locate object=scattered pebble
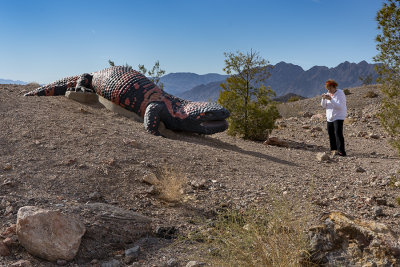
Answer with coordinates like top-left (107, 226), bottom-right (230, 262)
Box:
top-left (56, 259), bottom-right (68, 266)
top-left (165, 258), bottom-right (179, 267)
top-left (10, 260), bottom-right (32, 267)
top-left (0, 241), bottom-right (10, 256)
top-left (356, 167), bottom-right (366, 173)
top-left (89, 191), bottom-right (103, 201)
top-left (3, 163), bottom-right (12, 171)
top-left (124, 245), bottom-right (140, 263)
top-left (101, 259), bottom-right (121, 267)
top-left (373, 206), bottom-right (383, 217)
top-left (316, 152), bottom-right (330, 162)
top-left (186, 261), bottom-right (206, 267)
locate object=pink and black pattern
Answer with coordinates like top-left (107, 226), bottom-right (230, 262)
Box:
top-left (24, 66), bottom-right (229, 136)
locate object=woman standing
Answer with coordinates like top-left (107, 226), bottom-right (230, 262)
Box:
top-left (321, 79), bottom-right (347, 156)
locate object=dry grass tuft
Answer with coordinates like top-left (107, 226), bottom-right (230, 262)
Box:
top-left (153, 165), bottom-right (188, 203)
top-left (277, 101), bottom-right (304, 118)
top-left (201, 194), bottom-right (313, 266)
top-left (364, 90), bottom-right (379, 98)
top-left (343, 88), bottom-right (351, 95)
top-left (25, 82), bottom-right (41, 88)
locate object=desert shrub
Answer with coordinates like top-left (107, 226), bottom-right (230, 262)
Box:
top-left (343, 88), bottom-right (351, 95)
top-left (374, 0), bottom-right (400, 155)
top-left (288, 95), bottom-right (302, 102)
top-left (218, 50), bottom-right (279, 140)
top-left (202, 195), bottom-right (312, 266)
top-left (359, 74), bottom-right (374, 86)
top-left (25, 82), bottom-right (41, 88)
top-left (364, 91), bottom-right (379, 98)
top-left (153, 165), bottom-right (188, 202)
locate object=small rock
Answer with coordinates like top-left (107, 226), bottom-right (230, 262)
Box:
top-left (89, 191), bottom-right (102, 201)
top-left (1, 224), bottom-right (16, 236)
top-left (316, 152), bottom-right (330, 162)
top-left (375, 198), bottom-right (387, 206)
top-left (186, 261), bottom-right (206, 267)
top-left (264, 137), bottom-right (289, 147)
top-left (56, 259), bottom-right (68, 266)
top-left (125, 245), bottom-right (140, 257)
top-left (365, 197), bottom-right (373, 205)
top-left (191, 179), bottom-right (207, 189)
top-left (373, 206), bottom-right (383, 217)
top-left (124, 245), bottom-right (140, 263)
top-left (165, 258), bottom-right (179, 267)
top-left (0, 241), bottom-right (10, 256)
top-left (101, 259), bottom-right (121, 267)
top-left (357, 131), bottom-right (368, 137)
top-left (5, 205), bottom-right (14, 215)
top-left (10, 260), bottom-right (32, 267)
top-left (155, 226), bottom-right (178, 239)
top-left (302, 111), bottom-right (314, 118)
top-left (311, 126), bottom-right (322, 132)
top-left (142, 173), bottom-right (160, 185)
top-left (123, 139), bottom-right (141, 149)
top-left (394, 181), bottom-right (400, 187)
top-left (3, 236), bottom-right (17, 246)
top-left (310, 113), bottom-right (324, 121)
top-left (355, 167), bottom-right (366, 173)
top-left (362, 262), bottom-right (377, 267)
top-left (369, 134), bottom-right (380, 139)
top-left (2, 178), bottom-right (14, 186)
top-left (3, 163), bottom-right (12, 171)
top-left (146, 185), bottom-right (158, 195)
top-left (302, 125), bottom-right (311, 129)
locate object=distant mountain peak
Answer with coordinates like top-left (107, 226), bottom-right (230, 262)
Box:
top-left (0, 78), bottom-right (27, 85)
top-left (172, 60), bottom-right (379, 102)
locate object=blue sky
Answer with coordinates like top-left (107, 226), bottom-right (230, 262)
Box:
top-left (0, 0), bottom-right (382, 84)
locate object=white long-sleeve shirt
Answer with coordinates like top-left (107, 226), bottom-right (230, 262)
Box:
top-left (321, 89), bottom-right (347, 122)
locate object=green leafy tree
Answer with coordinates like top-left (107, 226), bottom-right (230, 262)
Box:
top-left (108, 59), bottom-right (165, 89)
top-left (218, 50), bottom-right (279, 140)
top-left (374, 0), bottom-right (400, 155)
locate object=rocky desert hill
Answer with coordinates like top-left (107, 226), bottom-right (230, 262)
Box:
top-left (0, 83), bottom-right (399, 266)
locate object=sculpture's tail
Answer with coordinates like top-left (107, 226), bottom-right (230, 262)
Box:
top-left (24, 75), bottom-right (80, 96)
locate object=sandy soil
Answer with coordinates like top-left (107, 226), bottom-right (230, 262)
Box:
top-left (0, 83), bottom-right (399, 266)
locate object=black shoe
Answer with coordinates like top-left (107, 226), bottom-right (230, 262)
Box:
top-left (338, 152), bottom-right (346, 157)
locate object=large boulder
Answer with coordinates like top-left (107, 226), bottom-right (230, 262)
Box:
top-left (16, 206), bottom-right (86, 262)
top-left (307, 211), bottom-right (400, 266)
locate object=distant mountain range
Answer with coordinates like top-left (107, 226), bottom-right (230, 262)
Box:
top-left (160, 72), bottom-right (229, 95)
top-left (1, 61), bottom-right (378, 102)
top-left (0, 78), bottom-right (27, 85)
top-left (161, 61), bottom-right (379, 101)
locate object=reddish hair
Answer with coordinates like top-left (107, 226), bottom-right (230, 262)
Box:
top-left (325, 79), bottom-right (338, 88)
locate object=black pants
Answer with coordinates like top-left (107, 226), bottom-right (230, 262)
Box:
top-left (327, 120), bottom-right (346, 155)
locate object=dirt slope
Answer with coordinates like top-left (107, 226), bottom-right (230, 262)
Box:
top-left (0, 84), bottom-right (399, 266)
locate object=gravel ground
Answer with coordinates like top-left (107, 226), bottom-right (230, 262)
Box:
top-left (0, 83), bottom-right (399, 266)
